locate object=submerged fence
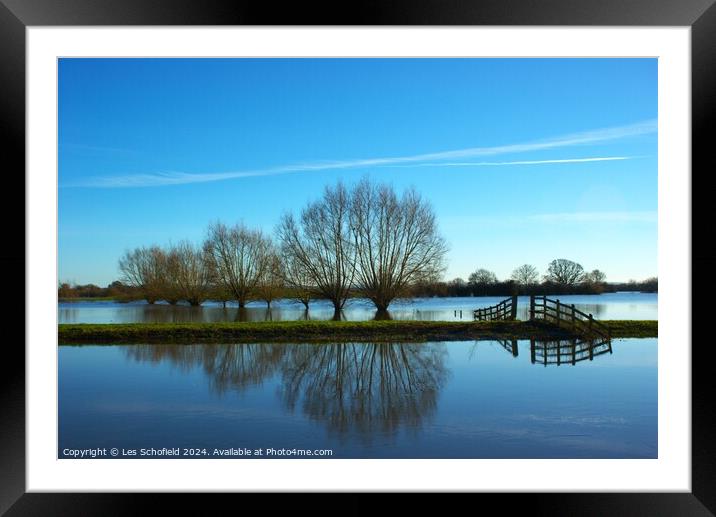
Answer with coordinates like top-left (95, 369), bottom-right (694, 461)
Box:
top-left (471, 295), bottom-right (611, 341)
top-left (473, 296), bottom-right (518, 321)
top-left (529, 295), bottom-right (610, 340)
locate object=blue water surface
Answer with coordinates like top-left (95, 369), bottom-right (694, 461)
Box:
top-left (58, 338), bottom-right (657, 459)
top-left (58, 292), bottom-right (657, 323)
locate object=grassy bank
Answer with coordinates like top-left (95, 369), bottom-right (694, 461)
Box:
top-left (58, 319), bottom-right (657, 344)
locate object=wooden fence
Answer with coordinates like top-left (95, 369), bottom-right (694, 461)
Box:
top-left (529, 295), bottom-right (610, 340)
top-left (473, 296), bottom-right (518, 321)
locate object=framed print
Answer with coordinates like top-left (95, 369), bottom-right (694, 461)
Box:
top-left (3, 0), bottom-right (715, 513)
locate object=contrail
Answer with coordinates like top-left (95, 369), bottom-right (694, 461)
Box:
top-left (67, 119), bottom-right (656, 188)
top-left (383, 156), bottom-right (632, 168)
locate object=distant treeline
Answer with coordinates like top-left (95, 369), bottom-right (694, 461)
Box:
top-left (58, 281), bottom-right (142, 301)
top-left (410, 261), bottom-right (658, 297)
top-left (410, 277), bottom-right (658, 298)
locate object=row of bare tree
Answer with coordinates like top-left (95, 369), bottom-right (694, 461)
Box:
top-left (118, 178), bottom-right (448, 312)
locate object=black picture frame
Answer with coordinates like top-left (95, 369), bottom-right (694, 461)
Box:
top-left (2, 0), bottom-right (714, 514)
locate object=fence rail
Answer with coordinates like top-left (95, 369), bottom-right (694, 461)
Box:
top-left (473, 296), bottom-right (518, 321)
top-left (529, 295), bottom-right (610, 340)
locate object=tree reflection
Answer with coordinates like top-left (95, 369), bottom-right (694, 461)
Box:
top-left (278, 342), bottom-right (448, 436)
top-left (199, 343), bottom-right (285, 393)
top-left (123, 341), bottom-right (449, 436)
top-left (124, 343), bottom-right (286, 394)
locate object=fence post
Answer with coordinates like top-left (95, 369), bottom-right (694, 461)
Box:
top-left (571, 304), bottom-right (576, 332)
top-left (530, 338), bottom-right (536, 364)
top-left (557, 341), bottom-right (561, 366)
top-left (530, 295), bottom-right (535, 321)
top-left (556, 299), bottom-right (561, 327)
top-left (511, 295), bottom-right (518, 319)
top-left (571, 339), bottom-right (577, 365)
top-left (588, 314), bottom-right (593, 336)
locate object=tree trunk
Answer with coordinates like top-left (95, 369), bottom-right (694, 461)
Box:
top-left (373, 309), bottom-right (392, 321)
top-left (372, 296), bottom-right (391, 312)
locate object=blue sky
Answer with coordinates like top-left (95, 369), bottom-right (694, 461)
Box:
top-left (58, 58), bottom-right (657, 286)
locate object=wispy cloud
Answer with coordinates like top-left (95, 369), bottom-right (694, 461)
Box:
top-left (67, 119), bottom-right (656, 188)
top-left (384, 156), bottom-right (632, 168)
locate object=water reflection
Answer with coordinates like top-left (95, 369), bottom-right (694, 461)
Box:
top-left (279, 343), bottom-right (448, 436)
top-left (471, 337), bottom-right (613, 367)
top-left (58, 293), bottom-right (658, 323)
top-left (529, 338), bottom-right (612, 366)
top-left (498, 340), bottom-right (520, 357)
top-left (125, 343), bottom-right (286, 394)
top-left (123, 341), bottom-right (448, 435)
top-left (121, 336), bottom-right (617, 445)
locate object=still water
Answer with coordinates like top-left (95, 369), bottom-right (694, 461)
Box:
top-left (59, 338), bottom-right (657, 459)
top-left (58, 292), bottom-right (657, 323)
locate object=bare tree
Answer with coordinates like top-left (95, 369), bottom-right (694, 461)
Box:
top-left (350, 178), bottom-right (448, 311)
top-left (118, 246), bottom-right (166, 304)
top-left (280, 243), bottom-right (315, 310)
top-left (545, 259), bottom-right (585, 285)
top-left (158, 247), bottom-right (182, 305)
top-left (256, 249), bottom-right (284, 309)
top-left (204, 222), bottom-right (272, 308)
top-left (468, 268), bottom-right (498, 285)
top-left (202, 240), bottom-right (233, 308)
top-left (277, 182), bottom-right (356, 312)
top-left (166, 241), bottom-right (213, 306)
top-left (511, 264), bottom-right (539, 285)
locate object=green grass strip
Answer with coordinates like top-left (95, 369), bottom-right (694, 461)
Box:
top-left (58, 319), bottom-right (657, 344)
